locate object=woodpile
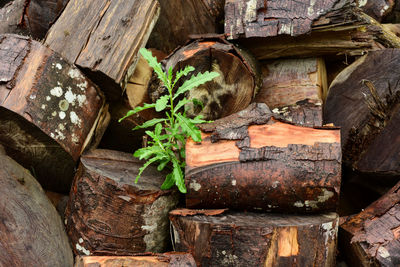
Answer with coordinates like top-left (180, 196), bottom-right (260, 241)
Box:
top-left (0, 0), bottom-right (399, 266)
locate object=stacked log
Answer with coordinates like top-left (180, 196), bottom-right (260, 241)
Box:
top-left (65, 149), bottom-right (179, 256)
top-left (0, 34), bottom-right (107, 193)
top-left (0, 145), bottom-right (73, 266)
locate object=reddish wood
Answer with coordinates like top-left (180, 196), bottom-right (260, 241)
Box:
top-left (185, 103), bottom-right (341, 213)
top-left (0, 34), bottom-right (106, 192)
top-left (159, 36), bottom-right (260, 120)
top-left (254, 58), bottom-right (326, 127)
top-left (324, 49), bottom-right (400, 180)
top-left (45, 0), bottom-right (160, 99)
top-left (0, 146), bottom-right (73, 266)
top-left (65, 149), bottom-right (179, 256)
top-left (170, 209), bottom-right (339, 267)
top-left (75, 253), bottom-right (196, 267)
top-left (340, 181), bottom-right (400, 266)
top-left (147, 0), bottom-right (224, 54)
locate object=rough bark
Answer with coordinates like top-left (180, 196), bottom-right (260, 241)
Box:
top-left (254, 58), bottom-right (326, 127)
top-left (44, 0), bottom-right (160, 100)
top-left (159, 36), bottom-right (260, 120)
top-left (65, 149), bottom-right (179, 256)
top-left (185, 103), bottom-right (341, 213)
top-left (147, 0), bottom-right (225, 54)
top-left (340, 180), bottom-right (400, 266)
top-left (170, 209), bottom-right (339, 267)
top-left (358, 0), bottom-right (394, 21)
top-left (0, 0), bottom-right (28, 35)
top-left (75, 253), bottom-right (196, 267)
top-left (0, 34), bottom-right (106, 193)
top-left (0, 146), bottom-right (73, 267)
top-left (233, 1), bottom-right (400, 60)
top-left (324, 49), bottom-right (400, 181)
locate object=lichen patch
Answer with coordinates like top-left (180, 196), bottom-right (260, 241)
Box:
top-left (70, 111), bottom-right (82, 126)
top-left (50, 86), bottom-right (63, 97)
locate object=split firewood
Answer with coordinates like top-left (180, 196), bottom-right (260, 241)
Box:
top-left (45, 0), bottom-right (160, 100)
top-left (157, 36), bottom-right (260, 120)
top-left (324, 49), bottom-right (400, 183)
top-left (226, 0), bottom-right (400, 60)
top-left (185, 103), bottom-right (341, 213)
top-left (340, 180), bottom-right (400, 266)
top-left (0, 146), bottom-right (73, 267)
top-left (65, 149), bottom-right (179, 256)
top-left (147, 0), bottom-right (224, 54)
top-left (254, 58), bottom-right (327, 127)
top-left (0, 0), bottom-right (69, 39)
top-left (170, 209), bottom-right (339, 267)
top-left (0, 34), bottom-right (107, 193)
top-left (75, 253), bottom-right (196, 267)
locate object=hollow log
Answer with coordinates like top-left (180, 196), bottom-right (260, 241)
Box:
top-left (324, 49), bottom-right (400, 183)
top-left (65, 149), bottom-right (179, 256)
top-left (0, 146), bottom-right (73, 267)
top-left (0, 34), bottom-right (106, 193)
top-left (159, 36), bottom-right (260, 120)
top-left (340, 180), bottom-right (400, 266)
top-left (44, 0), bottom-right (160, 100)
top-left (147, 0), bottom-right (224, 54)
top-left (185, 103), bottom-right (341, 213)
top-left (254, 58), bottom-right (327, 127)
top-left (230, 1), bottom-right (400, 60)
top-left (170, 209), bottom-right (339, 267)
top-left (75, 253), bottom-right (196, 267)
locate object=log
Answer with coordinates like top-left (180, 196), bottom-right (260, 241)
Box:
top-left (254, 58), bottom-right (327, 127)
top-left (147, 0), bottom-right (224, 54)
top-left (170, 209), bottom-right (339, 267)
top-left (0, 0), bottom-right (70, 39)
top-left (75, 253), bottom-right (196, 267)
top-left (358, 0), bottom-right (394, 21)
top-left (230, 1), bottom-right (400, 60)
top-left (65, 149), bottom-right (179, 256)
top-left (159, 36), bottom-right (260, 120)
top-left (324, 49), bottom-right (400, 182)
top-left (185, 103), bottom-right (341, 213)
top-left (340, 180), bottom-right (400, 266)
top-left (0, 34), bottom-right (106, 193)
top-left (44, 0), bottom-right (160, 100)
top-left (0, 146), bottom-right (73, 266)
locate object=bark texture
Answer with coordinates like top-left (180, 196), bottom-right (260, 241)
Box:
top-left (0, 146), bottom-right (73, 267)
top-left (0, 34), bottom-right (106, 192)
top-left (65, 149), bottom-right (179, 256)
top-left (160, 36), bottom-right (260, 120)
top-left (324, 49), bottom-right (400, 180)
top-left (186, 103), bottom-right (341, 213)
top-left (358, 0), bottom-right (394, 21)
top-left (45, 0), bottom-right (160, 99)
top-left (170, 209), bottom-right (339, 267)
top-left (340, 180), bottom-right (400, 266)
top-left (75, 253), bottom-right (196, 267)
top-left (254, 58), bottom-right (326, 127)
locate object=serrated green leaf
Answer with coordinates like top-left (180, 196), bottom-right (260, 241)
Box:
top-left (161, 173), bottom-right (175, 190)
top-left (175, 98), bottom-right (191, 112)
top-left (172, 158), bottom-right (186, 193)
top-left (190, 114), bottom-right (207, 124)
top-left (173, 65), bottom-right (195, 87)
top-left (155, 95), bottom-right (169, 112)
top-left (157, 158), bottom-right (170, 171)
top-left (135, 155), bottom-right (163, 183)
top-left (139, 48), bottom-right (167, 85)
top-left (119, 103), bottom-right (156, 122)
top-left (175, 113), bottom-right (202, 142)
top-left (133, 118), bottom-right (166, 130)
top-left (173, 71), bottom-right (220, 100)
top-left (154, 123), bottom-right (162, 136)
top-left (134, 146), bottom-right (160, 160)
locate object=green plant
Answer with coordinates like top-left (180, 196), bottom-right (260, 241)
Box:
top-left (119, 48), bottom-right (219, 193)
